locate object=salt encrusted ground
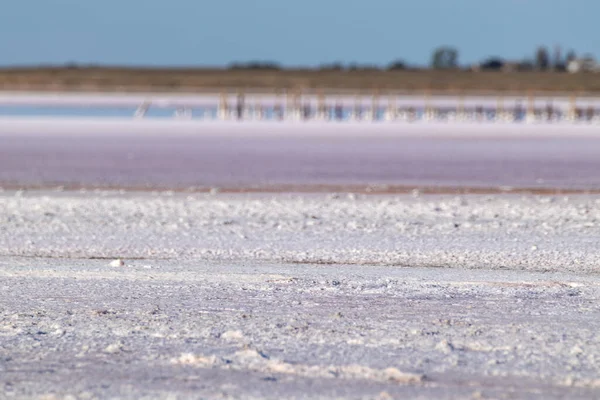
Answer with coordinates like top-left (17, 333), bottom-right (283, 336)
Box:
top-left (3, 191), bottom-right (600, 272)
top-left (1, 191), bottom-right (600, 399)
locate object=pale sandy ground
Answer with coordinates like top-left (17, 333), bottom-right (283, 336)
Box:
top-left (2, 191), bottom-right (600, 399)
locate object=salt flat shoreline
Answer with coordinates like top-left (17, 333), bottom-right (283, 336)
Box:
top-left (2, 116), bottom-right (600, 137)
top-left (1, 91), bottom-right (600, 108)
top-left (2, 186), bottom-right (600, 197)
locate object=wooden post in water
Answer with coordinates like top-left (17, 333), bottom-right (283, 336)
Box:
top-left (385, 92), bottom-right (396, 121)
top-left (236, 91), bottom-right (245, 120)
top-left (545, 98), bottom-right (553, 122)
top-left (351, 94), bottom-right (359, 120)
top-left (256, 96), bottom-right (264, 120)
top-left (218, 92), bottom-right (228, 120)
top-left (317, 91), bottom-right (326, 120)
top-left (497, 94), bottom-right (504, 122)
top-left (283, 89), bottom-right (294, 120)
top-left (372, 90), bottom-right (379, 121)
top-left (568, 94), bottom-right (577, 121)
top-left (294, 90), bottom-right (301, 121)
top-left (285, 90), bottom-right (297, 120)
top-left (274, 92), bottom-right (283, 121)
top-left (424, 90), bottom-right (432, 121)
top-left (526, 90), bottom-right (535, 121)
top-left (457, 91), bottom-right (464, 120)
top-left (134, 100), bottom-right (151, 119)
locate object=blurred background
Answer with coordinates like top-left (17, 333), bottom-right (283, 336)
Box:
top-left (1, 0), bottom-right (599, 193)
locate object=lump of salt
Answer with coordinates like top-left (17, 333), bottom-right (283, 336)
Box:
top-left (109, 259), bottom-right (125, 267)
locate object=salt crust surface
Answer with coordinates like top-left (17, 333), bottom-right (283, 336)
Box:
top-left (2, 192), bottom-right (600, 399)
top-left (2, 192), bottom-right (600, 272)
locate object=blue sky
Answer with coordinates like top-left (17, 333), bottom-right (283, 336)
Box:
top-left (0, 0), bottom-right (595, 67)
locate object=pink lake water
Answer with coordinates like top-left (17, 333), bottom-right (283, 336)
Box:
top-left (1, 119), bottom-right (600, 192)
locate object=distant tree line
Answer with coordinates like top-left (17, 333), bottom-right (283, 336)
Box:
top-left (472, 46), bottom-right (580, 72)
top-left (44, 46), bottom-right (590, 73)
top-left (228, 61), bottom-right (282, 70)
top-left (226, 60), bottom-right (409, 72)
top-left (227, 46), bottom-right (589, 72)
